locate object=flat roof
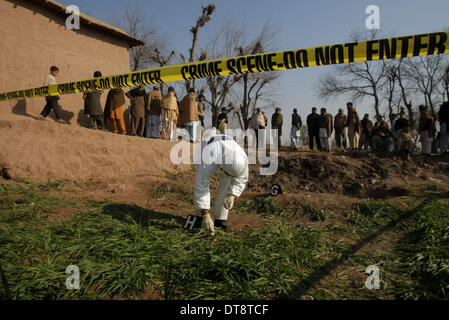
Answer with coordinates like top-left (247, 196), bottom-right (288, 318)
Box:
top-left (25, 0), bottom-right (145, 48)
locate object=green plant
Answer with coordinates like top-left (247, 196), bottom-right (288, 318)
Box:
top-left (304, 205), bottom-right (328, 222)
top-left (235, 197), bottom-right (284, 216)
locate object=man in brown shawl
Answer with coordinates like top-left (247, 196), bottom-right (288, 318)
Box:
top-left (104, 87), bottom-right (126, 134)
top-left (126, 85), bottom-right (147, 137)
top-left (334, 108), bottom-right (347, 149)
top-left (178, 88), bottom-right (199, 142)
top-left (161, 87), bottom-right (179, 140)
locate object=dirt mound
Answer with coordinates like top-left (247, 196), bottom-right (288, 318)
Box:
top-left (1, 118), bottom-right (448, 202)
top-left (0, 119), bottom-right (190, 184)
top-left (249, 151), bottom-right (449, 199)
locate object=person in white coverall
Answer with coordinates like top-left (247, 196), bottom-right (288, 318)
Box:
top-left (194, 133), bottom-right (249, 234)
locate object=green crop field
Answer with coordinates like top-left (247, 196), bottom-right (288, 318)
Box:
top-left (0, 181), bottom-right (448, 300)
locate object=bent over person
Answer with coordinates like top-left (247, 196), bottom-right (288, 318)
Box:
top-left (194, 132), bottom-right (249, 235)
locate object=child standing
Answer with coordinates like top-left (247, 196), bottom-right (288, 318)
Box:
top-left (40, 66), bottom-right (66, 123)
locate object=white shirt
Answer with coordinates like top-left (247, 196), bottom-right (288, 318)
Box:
top-left (44, 74), bottom-right (57, 86)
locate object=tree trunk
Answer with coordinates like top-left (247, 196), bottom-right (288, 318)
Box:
top-left (242, 75), bottom-right (249, 129)
top-left (374, 93), bottom-right (380, 119)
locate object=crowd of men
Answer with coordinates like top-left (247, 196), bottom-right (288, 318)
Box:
top-left (39, 66), bottom-right (210, 142)
top-left (39, 66), bottom-right (449, 157)
top-left (301, 101), bottom-right (449, 158)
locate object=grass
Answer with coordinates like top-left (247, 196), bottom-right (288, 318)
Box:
top-left (234, 196), bottom-right (285, 216)
top-left (0, 181), bottom-right (448, 300)
top-left (393, 200), bottom-right (449, 299)
top-left (149, 183), bottom-right (194, 204)
top-left (304, 204), bottom-right (328, 222)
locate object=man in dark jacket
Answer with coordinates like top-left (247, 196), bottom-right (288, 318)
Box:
top-left (394, 109), bottom-right (410, 135)
top-left (83, 71), bottom-right (104, 130)
top-left (359, 114), bottom-right (374, 150)
top-left (291, 108), bottom-right (302, 150)
top-left (438, 101), bottom-right (449, 154)
top-left (271, 107), bottom-right (283, 148)
top-left (307, 107), bottom-right (321, 151)
top-left (372, 120), bottom-right (394, 154)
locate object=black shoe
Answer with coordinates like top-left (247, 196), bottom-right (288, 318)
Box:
top-left (214, 219), bottom-right (230, 230)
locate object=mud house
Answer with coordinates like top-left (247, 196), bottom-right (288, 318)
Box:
top-left (0, 0), bottom-right (143, 122)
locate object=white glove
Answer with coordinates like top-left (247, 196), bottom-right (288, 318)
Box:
top-left (201, 214), bottom-right (215, 235)
top-left (224, 195), bottom-right (235, 210)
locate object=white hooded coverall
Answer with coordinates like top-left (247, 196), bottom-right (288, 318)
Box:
top-left (194, 135), bottom-right (249, 221)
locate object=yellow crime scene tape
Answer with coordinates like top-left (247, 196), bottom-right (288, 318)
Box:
top-left (1, 31), bottom-right (448, 102)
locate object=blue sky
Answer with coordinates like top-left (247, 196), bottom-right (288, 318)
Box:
top-left (58, 0), bottom-right (449, 135)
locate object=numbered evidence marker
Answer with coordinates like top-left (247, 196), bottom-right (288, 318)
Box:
top-left (365, 265), bottom-right (380, 290)
top-left (65, 265), bottom-right (80, 290)
top-left (183, 214), bottom-right (203, 231)
top-left (270, 184), bottom-right (283, 196)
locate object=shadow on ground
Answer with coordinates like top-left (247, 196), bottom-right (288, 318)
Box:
top-left (103, 203), bottom-right (185, 230)
top-left (11, 99), bottom-right (40, 120)
top-left (284, 190), bottom-right (449, 299)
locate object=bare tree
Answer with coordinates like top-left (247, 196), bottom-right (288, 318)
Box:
top-left (199, 21), bottom-right (244, 127)
top-left (236, 21), bottom-right (280, 129)
top-left (319, 60), bottom-right (388, 119)
top-left (395, 59), bottom-right (416, 129)
top-left (198, 19), bottom-right (279, 129)
top-left (401, 55), bottom-right (448, 117)
top-left (318, 30), bottom-right (388, 118)
top-left (384, 64), bottom-right (399, 121)
top-left (182, 4), bottom-right (216, 90)
top-left (153, 48), bottom-right (175, 93)
top-left (113, 7), bottom-right (169, 71)
top-left (444, 66), bottom-right (449, 100)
